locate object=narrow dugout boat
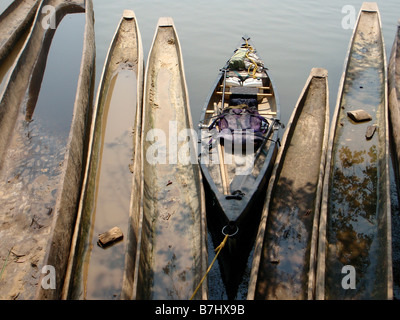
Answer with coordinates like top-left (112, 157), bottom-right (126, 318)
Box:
top-left (198, 36), bottom-right (281, 234)
top-left (131, 17), bottom-right (207, 300)
top-left (247, 68), bottom-right (329, 300)
top-left (388, 20), bottom-right (400, 198)
top-left (0, 0), bottom-right (39, 64)
top-left (62, 10), bottom-right (144, 300)
top-left (0, 0), bottom-right (95, 300)
top-left (316, 2), bottom-right (393, 300)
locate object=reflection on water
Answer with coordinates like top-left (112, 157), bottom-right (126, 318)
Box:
top-left (326, 146), bottom-right (378, 298)
top-left (324, 10), bottom-right (390, 299)
top-left (83, 69), bottom-right (137, 300)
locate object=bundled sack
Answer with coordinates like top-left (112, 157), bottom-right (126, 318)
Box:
top-left (229, 48), bottom-right (248, 70)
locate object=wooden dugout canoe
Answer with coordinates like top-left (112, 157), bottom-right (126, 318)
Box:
top-left (62, 10), bottom-right (144, 300)
top-left (316, 2), bottom-right (393, 300)
top-left (131, 17), bottom-right (208, 300)
top-left (0, 0), bottom-right (39, 64)
top-left (247, 68), bottom-right (329, 300)
top-left (0, 0), bottom-right (95, 300)
top-left (389, 20), bottom-right (400, 199)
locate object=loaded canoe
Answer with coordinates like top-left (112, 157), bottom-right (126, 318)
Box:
top-left (389, 20), bottom-right (400, 198)
top-left (131, 17), bottom-right (207, 300)
top-left (0, 0), bottom-right (95, 300)
top-left (0, 0), bottom-right (39, 64)
top-left (247, 68), bottom-right (329, 300)
top-left (316, 2), bottom-right (393, 300)
top-left (198, 36), bottom-right (281, 232)
top-left (198, 35), bottom-right (281, 299)
top-left (62, 10), bottom-right (144, 300)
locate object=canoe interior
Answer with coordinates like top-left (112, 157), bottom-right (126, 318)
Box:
top-left (198, 38), bottom-right (280, 224)
top-left (136, 19), bottom-right (207, 300)
top-left (249, 68), bottom-right (329, 300)
top-left (62, 11), bottom-right (142, 300)
top-left (0, 0), bottom-right (95, 300)
top-left (317, 6), bottom-right (392, 300)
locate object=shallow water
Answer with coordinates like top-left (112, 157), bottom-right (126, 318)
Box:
top-left (82, 69), bottom-right (137, 300)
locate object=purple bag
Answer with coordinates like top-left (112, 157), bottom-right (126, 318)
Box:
top-left (210, 106), bottom-right (268, 145)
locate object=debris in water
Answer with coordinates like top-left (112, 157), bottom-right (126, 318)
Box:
top-left (347, 109), bottom-right (372, 122)
top-left (365, 124), bottom-right (377, 140)
top-left (98, 227), bottom-right (124, 248)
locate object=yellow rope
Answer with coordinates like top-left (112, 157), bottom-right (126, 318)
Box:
top-left (244, 39), bottom-right (258, 79)
top-left (190, 234), bottom-right (229, 300)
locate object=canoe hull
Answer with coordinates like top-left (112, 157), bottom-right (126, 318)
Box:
top-left (62, 10), bottom-right (144, 300)
top-left (388, 21), bottom-right (400, 199)
top-left (0, 0), bottom-right (95, 300)
top-left (316, 3), bottom-right (392, 300)
top-left (198, 37), bottom-right (281, 232)
top-left (248, 68), bottom-right (329, 300)
top-left (132, 18), bottom-right (208, 300)
top-left (0, 0), bottom-right (39, 64)
top-left (198, 36), bottom-right (281, 299)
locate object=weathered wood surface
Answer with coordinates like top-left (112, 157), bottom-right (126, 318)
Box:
top-left (316, 2), bottom-right (392, 300)
top-left (388, 20), bottom-right (400, 199)
top-left (0, 0), bottom-right (39, 63)
top-left (0, 0), bottom-right (95, 300)
top-left (61, 9), bottom-right (143, 300)
top-left (133, 17), bottom-right (208, 300)
top-left (248, 68), bottom-right (329, 300)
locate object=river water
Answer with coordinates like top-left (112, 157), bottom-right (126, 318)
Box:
top-left (1, 0), bottom-right (400, 300)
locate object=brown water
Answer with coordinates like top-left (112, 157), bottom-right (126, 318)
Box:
top-left (82, 69), bottom-right (137, 300)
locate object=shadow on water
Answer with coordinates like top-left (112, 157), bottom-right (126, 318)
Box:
top-left (205, 181), bottom-right (266, 300)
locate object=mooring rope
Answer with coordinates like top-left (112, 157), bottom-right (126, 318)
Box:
top-left (190, 234), bottom-right (229, 300)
